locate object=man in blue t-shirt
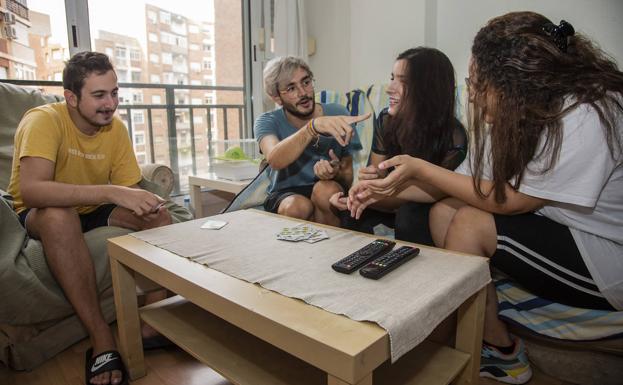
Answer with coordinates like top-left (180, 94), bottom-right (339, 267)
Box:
top-left (254, 56), bottom-right (369, 226)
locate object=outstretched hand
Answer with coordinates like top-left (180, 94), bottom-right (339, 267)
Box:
top-left (364, 154), bottom-right (419, 196)
top-left (329, 191), bottom-right (349, 211)
top-left (314, 149), bottom-right (340, 180)
top-left (312, 112), bottom-right (371, 146)
top-left (113, 186), bottom-right (166, 216)
top-left (346, 181), bottom-right (382, 219)
top-left (357, 164), bottom-right (382, 180)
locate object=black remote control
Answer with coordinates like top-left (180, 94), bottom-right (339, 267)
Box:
top-left (359, 246), bottom-right (420, 279)
top-left (332, 239), bottom-right (396, 274)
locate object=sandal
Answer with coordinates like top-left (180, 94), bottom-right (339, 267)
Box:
top-left (85, 348), bottom-right (128, 385)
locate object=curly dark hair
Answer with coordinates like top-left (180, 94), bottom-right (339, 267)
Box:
top-left (62, 51), bottom-right (115, 98)
top-left (470, 11), bottom-right (623, 203)
top-left (383, 47), bottom-right (457, 165)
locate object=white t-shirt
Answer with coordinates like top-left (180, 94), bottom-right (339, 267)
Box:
top-left (455, 102), bottom-right (623, 310)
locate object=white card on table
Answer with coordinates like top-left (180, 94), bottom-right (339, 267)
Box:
top-left (201, 220), bottom-right (228, 230)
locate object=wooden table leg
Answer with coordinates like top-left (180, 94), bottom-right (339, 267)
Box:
top-left (453, 286), bottom-right (486, 385)
top-left (328, 372), bottom-right (372, 385)
top-left (189, 183), bottom-right (203, 218)
top-left (110, 257), bottom-right (146, 380)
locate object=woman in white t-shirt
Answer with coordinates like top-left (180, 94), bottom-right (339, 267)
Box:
top-left (348, 11), bottom-right (622, 385)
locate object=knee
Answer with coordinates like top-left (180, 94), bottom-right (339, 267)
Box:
top-left (445, 205), bottom-right (496, 254)
top-left (278, 197), bottom-right (314, 219)
top-left (140, 209), bottom-right (172, 230)
top-left (26, 207), bottom-right (81, 238)
top-left (34, 207), bottom-right (79, 224)
top-left (311, 180), bottom-right (342, 207)
top-left (430, 199), bottom-right (456, 226)
top-left (447, 205), bottom-right (483, 232)
top-left (428, 200), bottom-right (457, 247)
top-left (311, 180), bottom-right (341, 199)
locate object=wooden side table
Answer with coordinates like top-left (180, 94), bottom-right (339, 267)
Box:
top-left (188, 173), bottom-right (250, 217)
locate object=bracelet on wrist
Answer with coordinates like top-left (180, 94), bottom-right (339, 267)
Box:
top-left (307, 119), bottom-right (320, 147)
top-left (307, 119), bottom-right (319, 137)
top-left (311, 118), bottom-right (319, 135)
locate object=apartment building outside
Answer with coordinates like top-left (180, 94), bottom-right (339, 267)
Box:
top-left (213, 0), bottom-right (247, 142)
top-left (0, 0), bottom-right (36, 80)
top-left (94, 30), bottom-right (150, 164)
top-left (1, 0), bottom-right (246, 193)
top-left (144, 3), bottom-right (216, 182)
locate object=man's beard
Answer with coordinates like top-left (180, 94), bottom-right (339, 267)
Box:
top-left (282, 95), bottom-right (315, 120)
top-left (77, 104), bottom-right (114, 128)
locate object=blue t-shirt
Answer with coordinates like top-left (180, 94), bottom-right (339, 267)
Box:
top-left (254, 103), bottom-right (362, 193)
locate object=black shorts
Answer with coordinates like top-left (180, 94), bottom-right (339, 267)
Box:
top-left (18, 204), bottom-right (117, 233)
top-left (263, 185), bottom-right (315, 213)
top-left (492, 212), bottom-right (614, 311)
top-left (340, 208), bottom-right (395, 235)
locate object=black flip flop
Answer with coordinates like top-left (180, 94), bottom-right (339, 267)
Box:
top-left (85, 348), bottom-right (128, 385)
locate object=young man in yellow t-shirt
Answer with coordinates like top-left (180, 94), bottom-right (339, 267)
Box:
top-left (7, 52), bottom-right (170, 385)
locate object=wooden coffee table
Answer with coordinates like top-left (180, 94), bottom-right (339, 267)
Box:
top-left (108, 217), bottom-right (486, 385)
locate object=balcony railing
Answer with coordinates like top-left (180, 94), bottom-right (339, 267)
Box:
top-left (1, 79), bottom-right (251, 195)
top-left (6, 0), bottom-right (29, 19)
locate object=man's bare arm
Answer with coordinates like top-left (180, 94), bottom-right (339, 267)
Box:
top-left (20, 156), bottom-right (163, 216)
top-left (261, 113), bottom-right (371, 170)
top-left (260, 129), bottom-right (315, 170)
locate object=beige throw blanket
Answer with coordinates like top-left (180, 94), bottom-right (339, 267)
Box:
top-left (132, 209), bottom-right (490, 361)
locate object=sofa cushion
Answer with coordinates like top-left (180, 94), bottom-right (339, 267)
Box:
top-left (0, 287), bottom-right (117, 371)
top-left (0, 194), bottom-right (132, 325)
top-left (495, 275), bottom-right (623, 385)
top-left (0, 192), bottom-right (131, 369)
top-left (496, 278), bottom-right (623, 341)
top-left (0, 82), bottom-right (64, 190)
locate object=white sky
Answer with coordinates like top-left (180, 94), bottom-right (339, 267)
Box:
top-left (27, 0), bottom-right (214, 50)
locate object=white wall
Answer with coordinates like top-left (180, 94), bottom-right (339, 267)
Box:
top-left (307, 0), bottom-right (623, 92)
top-left (349, 0), bottom-right (427, 88)
top-left (306, 0), bottom-right (351, 92)
top-left (437, 0), bottom-right (623, 88)
top-left (308, 0), bottom-right (427, 92)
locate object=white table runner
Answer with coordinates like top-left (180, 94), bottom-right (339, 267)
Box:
top-left (131, 209), bottom-right (490, 361)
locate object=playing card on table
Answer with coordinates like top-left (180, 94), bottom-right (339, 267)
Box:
top-left (277, 224), bottom-right (311, 241)
top-left (201, 219), bottom-right (228, 230)
top-left (303, 229), bottom-right (329, 243)
top-left (277, 223), bottom-right (322, 242)
top-left (276, 230), bottom-right (302, 241)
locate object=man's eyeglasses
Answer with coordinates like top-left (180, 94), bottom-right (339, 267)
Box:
top-left (278, 77), bottom-right (315, 97)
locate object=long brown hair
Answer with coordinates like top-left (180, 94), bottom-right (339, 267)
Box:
top-left (470, 11), bottom-right (623, 203)
top-left (384, 47), bottom-right (457, 165)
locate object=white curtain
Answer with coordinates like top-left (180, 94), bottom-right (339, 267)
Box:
top-left (273, 0), bottom-right (308, 60)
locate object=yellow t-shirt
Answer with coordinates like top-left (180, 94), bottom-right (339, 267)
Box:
top-left (8, 102), bottom-right (142, 214)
